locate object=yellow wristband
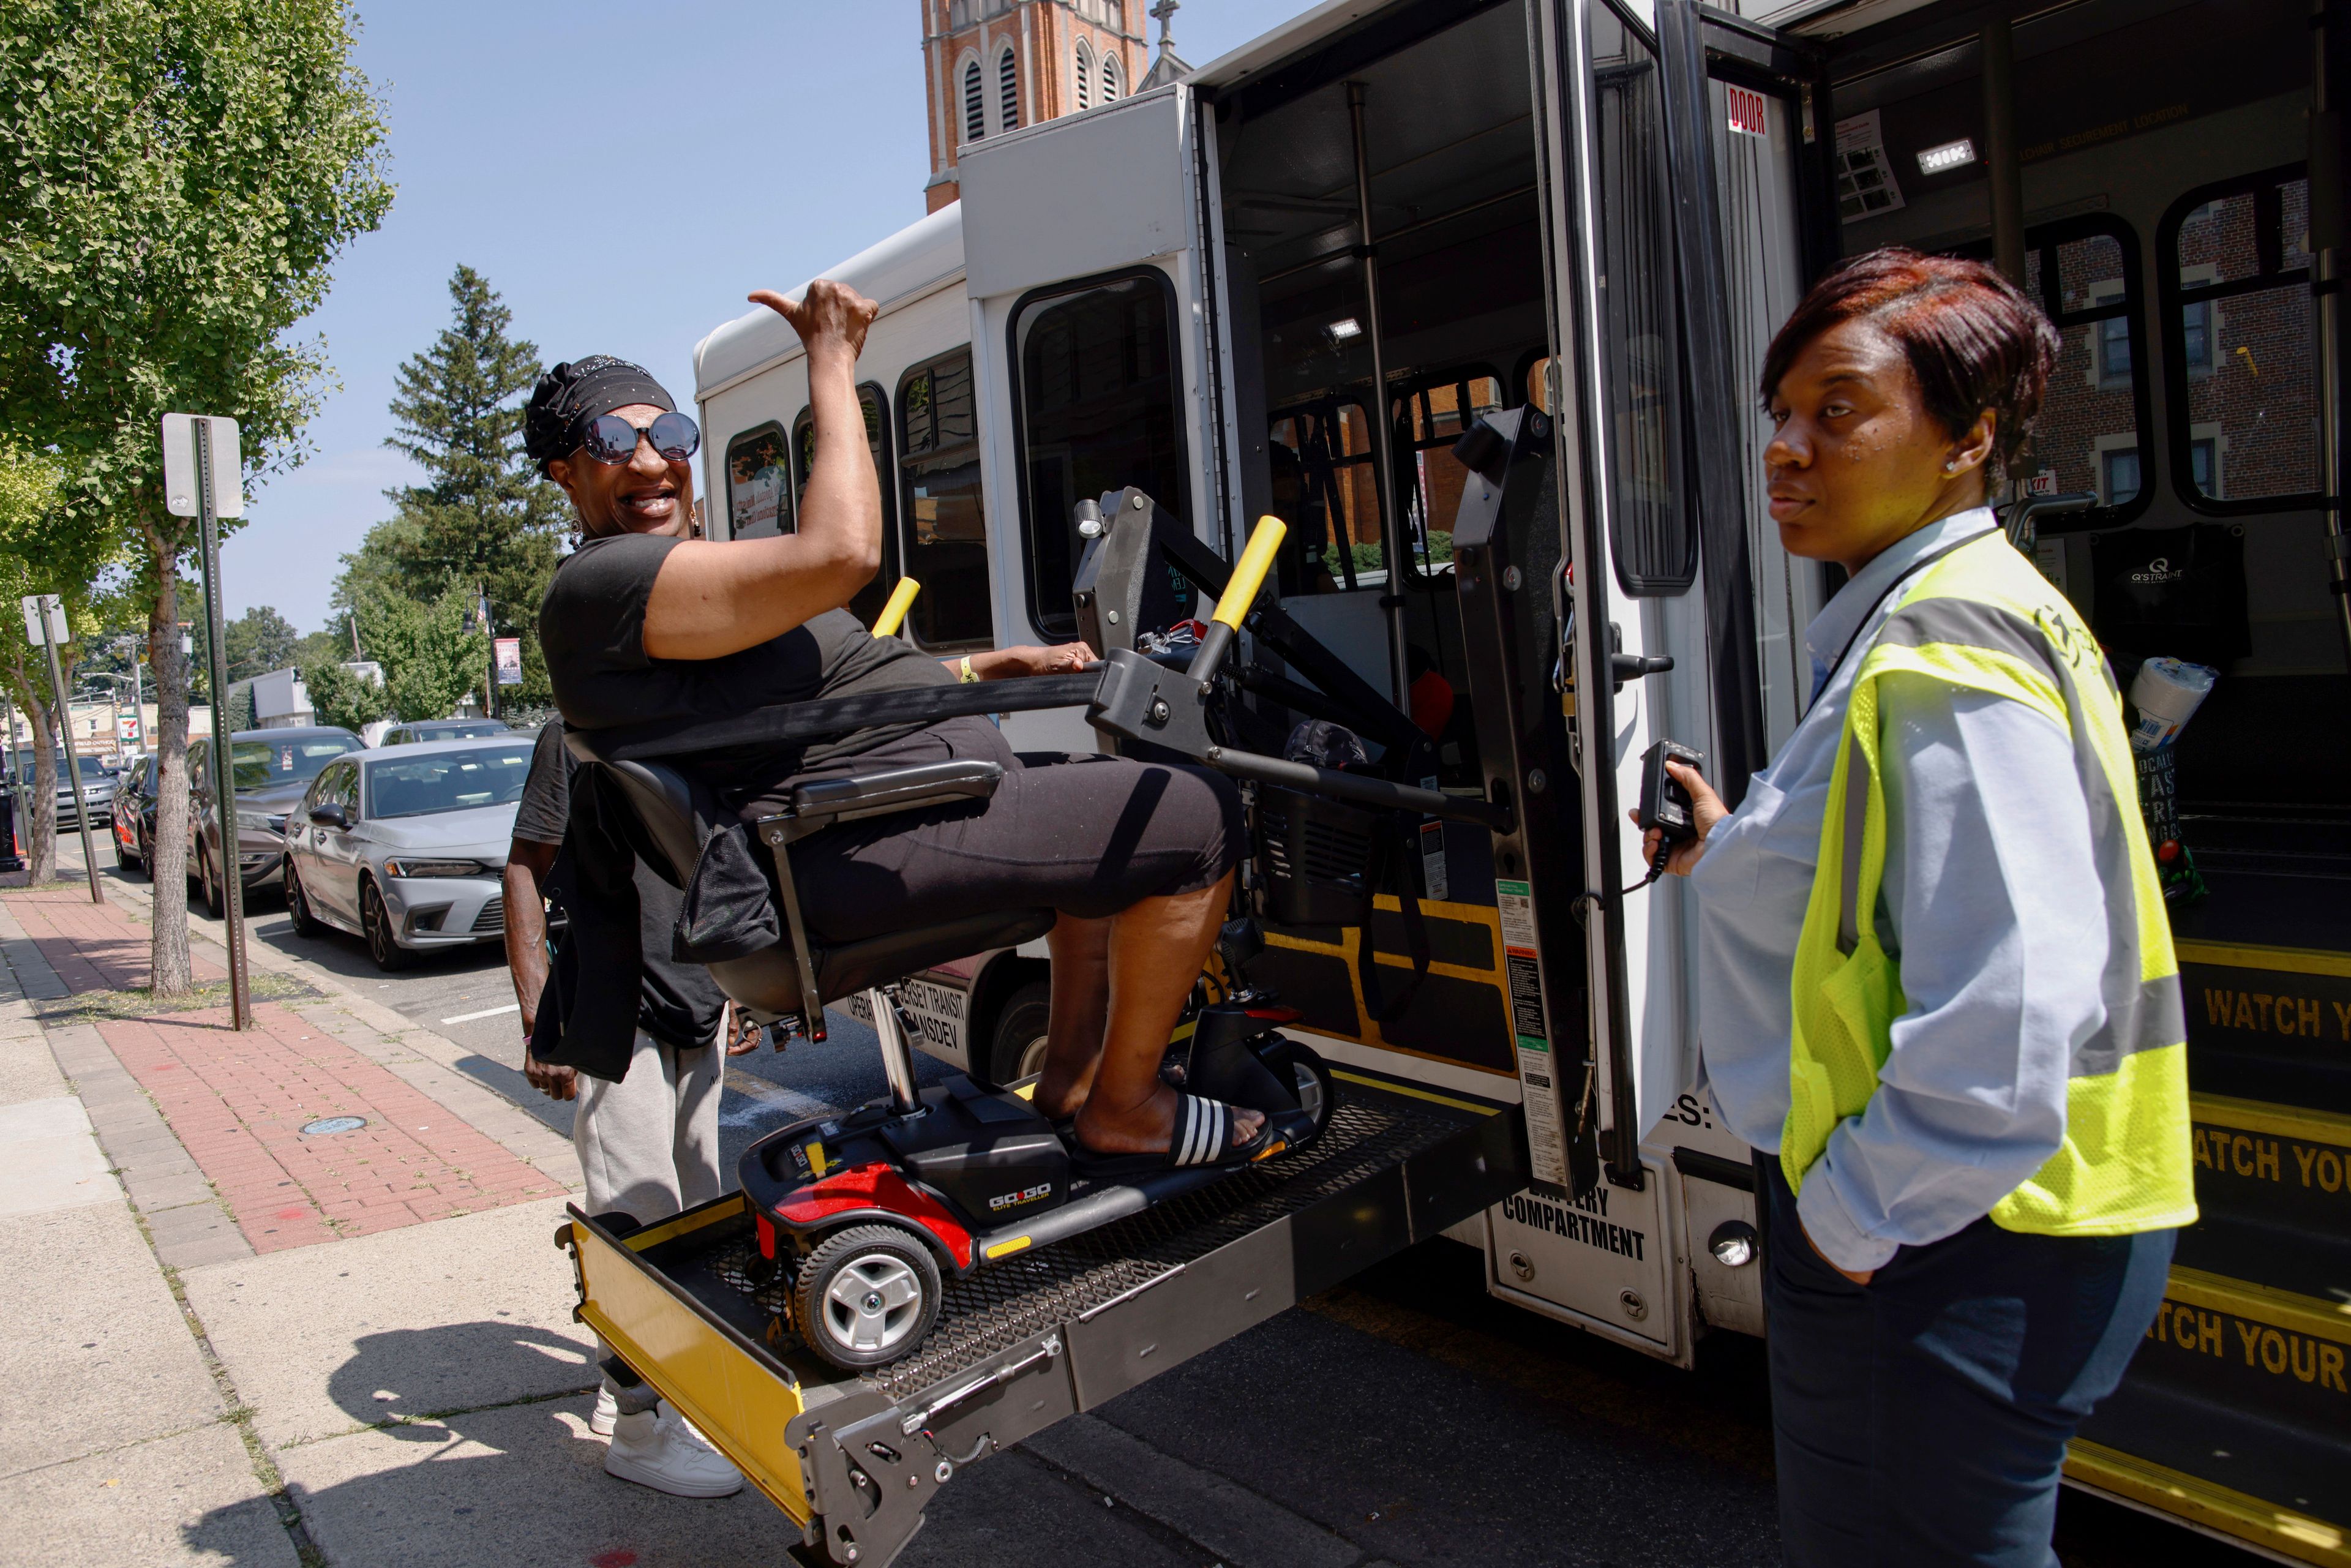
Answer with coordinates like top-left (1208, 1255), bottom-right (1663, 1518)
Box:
top-left (959, 655), bottom-right (980, 684)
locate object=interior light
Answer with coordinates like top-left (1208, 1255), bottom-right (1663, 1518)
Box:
top-left (1916, 138), bottom-right (1978, 175)
top-left (1325, 317), bottom-right (1363, 342)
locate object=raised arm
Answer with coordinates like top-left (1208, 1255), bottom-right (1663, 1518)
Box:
top-left (641, 280), bottom-right (883, 661)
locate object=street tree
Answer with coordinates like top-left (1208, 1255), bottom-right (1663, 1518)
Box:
top-left (356, 587), bottom-right (488, 724)
top-left (224, 606), bottom-right (300, 682)
top-left (0, 0), bottom-right (392, 991)
top-left (0, 448), bottom-right (119, 882)
top-left (366, 266), bottom-right (564, 707)
top-left (300, 656), bottom-right (386, 736)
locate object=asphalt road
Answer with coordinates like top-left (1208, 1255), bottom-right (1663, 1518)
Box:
top-left (70, 834), bottom-right (2257, 1567)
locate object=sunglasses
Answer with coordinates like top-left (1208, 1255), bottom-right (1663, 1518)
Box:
top-left (580, 410), bottom-right (700, 465)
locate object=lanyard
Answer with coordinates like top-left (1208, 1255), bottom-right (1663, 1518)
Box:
top-left (1804, 530), bottom-right (1995, 715)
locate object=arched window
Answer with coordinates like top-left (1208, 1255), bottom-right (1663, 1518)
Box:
top-left (997, 46), bottom-right (1021, 131)
top-left (1074, 40), bottom-right (1092, 110)
top-left (961, 56), bottom-right (984, 142)
top-left (1100, 55), bottom-right (1122, 103)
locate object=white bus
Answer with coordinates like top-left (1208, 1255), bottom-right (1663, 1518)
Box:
top-left (670, 2), bottom-right (2344, 1561)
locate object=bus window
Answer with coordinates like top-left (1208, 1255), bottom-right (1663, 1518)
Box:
top-left (2159, 169), bottom-right (2320, 512)
top-left (725, 422), bottom-right (792, 540)
top-left (1013, 271), bottom-right (1188, 640)
top-left (1397, 369), bottom-right (1504, 577)
top-left (795, 386), bottom-right (903, 628)
top-left (1589, 1), bottom-right (1694, 596)
top-left (1957, 217), bottom-right (2152, 527)
top-left (1267, 397), bottom-right (1382, 595)
top-left (897, 350), bottom-right (994, 650)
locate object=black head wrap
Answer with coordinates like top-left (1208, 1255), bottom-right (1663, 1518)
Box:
top-left (524, 356), bottom-right (677, 475)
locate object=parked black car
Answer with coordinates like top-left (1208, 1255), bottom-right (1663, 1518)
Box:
top-left (187, 727), bottom-right (364, 917)
top-left (110, 752), bottom-right (158, 874)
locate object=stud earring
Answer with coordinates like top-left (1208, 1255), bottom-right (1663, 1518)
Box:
top-left (1944, 459), bottom-right (1957, 473)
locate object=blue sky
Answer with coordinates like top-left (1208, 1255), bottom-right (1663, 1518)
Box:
top-left (228, 0), bottom-right (1322, 633)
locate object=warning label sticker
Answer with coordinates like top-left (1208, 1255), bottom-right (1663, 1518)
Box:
top-left (1498, 878), bottom-right (1564, 1185)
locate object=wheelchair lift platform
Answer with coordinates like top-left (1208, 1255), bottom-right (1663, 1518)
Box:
top-left (562, 1064), bottom-right (1524, 1568)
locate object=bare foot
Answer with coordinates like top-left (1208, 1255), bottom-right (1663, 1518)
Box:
top-left (1071, 1083), bottom-right (1265, 1157)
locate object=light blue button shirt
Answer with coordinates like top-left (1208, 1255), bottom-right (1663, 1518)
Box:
top-left (1689, 508), bottom-right (2110, 1271)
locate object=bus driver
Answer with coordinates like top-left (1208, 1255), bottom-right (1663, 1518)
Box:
top-left (525, 280), bottom-right (1280, 1175)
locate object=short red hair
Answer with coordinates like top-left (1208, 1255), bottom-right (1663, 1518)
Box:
top-left (1760, 248), bottom-right (2060, 478)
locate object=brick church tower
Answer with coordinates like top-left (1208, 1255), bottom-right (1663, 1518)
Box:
top-left (919, 1), bottom-right (1153, 214)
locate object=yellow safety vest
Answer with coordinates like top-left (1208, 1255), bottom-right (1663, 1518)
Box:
top-left (1782, 531), bottom-right (2198, 1236)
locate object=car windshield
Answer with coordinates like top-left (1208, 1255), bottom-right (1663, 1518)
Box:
top-left (13, 751), bottom-right (110, 781)
top-left (231, 737), bottom-right (359, 791)
top-left (364, 746), bottom-right (534, 819)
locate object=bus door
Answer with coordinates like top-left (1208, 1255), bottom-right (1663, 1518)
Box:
top-left (956, 83), bottom-right (1237, 703)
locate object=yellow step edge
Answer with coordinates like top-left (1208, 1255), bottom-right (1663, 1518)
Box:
top-left (2065, 1438), bottom-right (2347, 1567)
top-left (2176, 940), bottom-right (2351, 980)
top-left (2191, 1092), bottom-right (2351, 1149)
top-left (2165, 1265), bottom-right (2351, 1337)
top-left (1330, 1068), bottom-right (1498, 1117)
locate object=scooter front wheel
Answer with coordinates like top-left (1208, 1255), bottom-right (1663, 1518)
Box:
top-left (791, 1224), bottom-right (942, 1370)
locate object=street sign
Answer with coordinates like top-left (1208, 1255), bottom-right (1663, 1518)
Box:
top-left (19, 595), bottom-right (66, 647)
top-left (118, 713), bottom-right (141, 743)
top-left (160, 413), bottom-right (244, 519)
top-left (494, 637), bottom-right (523, 686)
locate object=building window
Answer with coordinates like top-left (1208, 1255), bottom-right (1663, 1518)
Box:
top-left (1100, 56), bottom-right (1122, 103)
top-left (1013, 270), bottom-right (1191, 639)
top-left (2094, 314), bottom-right (2131, 387)
top-left (724, 422), bottom-right (792, 540)
top-left (1074, 40), bottom-right (1092, 110)
top-left (2159, 167), bottom-right (2319, 512)
top-left (962, 56), bottom-right (984, 143)
top-left (2101, 448), bottom-right (2141, 507)
top-left (898, 349), bottom-right (994, 650)
top-left (793, 388), bottom-right (904, 629)
top-left (2181, 298), bottom-right (2213, 373)
top-left (998, 47), bottom-right (1020, 132)
top-left (1397, 368), bottom-right (1504, 576)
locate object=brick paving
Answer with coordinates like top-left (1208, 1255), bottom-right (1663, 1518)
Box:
top-left (2, 885), bottom-right (561, 1253)
top-left (6, 885), bottom-right (224, 992)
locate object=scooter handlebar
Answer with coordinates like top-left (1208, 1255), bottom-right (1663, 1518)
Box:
top-left (1187, 516), bottom-right (1288, 681)
top-left (872, 576), bottom-right (921, 638)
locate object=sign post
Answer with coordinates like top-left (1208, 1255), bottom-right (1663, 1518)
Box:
top-left (21, 594), bottom-right (103, 903)
top-left (162, 412), bottom-right (250, 1029)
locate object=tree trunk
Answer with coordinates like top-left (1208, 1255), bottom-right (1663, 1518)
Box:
top-left (147, 524), bottom-right (193, 996)
top-left (7, 652), bottom-right (58, 884)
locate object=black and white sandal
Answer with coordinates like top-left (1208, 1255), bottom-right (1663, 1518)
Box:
top-left (1070, 1092), bottom-right (1287, 1178)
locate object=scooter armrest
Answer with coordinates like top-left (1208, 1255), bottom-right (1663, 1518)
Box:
top-left (767, 760), bottom-right (1005, 839)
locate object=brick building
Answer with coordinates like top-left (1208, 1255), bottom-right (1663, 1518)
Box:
top-left (920, 1), bottom-right (1153, 213)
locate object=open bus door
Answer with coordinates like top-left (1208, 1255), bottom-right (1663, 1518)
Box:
top-left (1539, 2), bottom-right (2351, 1556)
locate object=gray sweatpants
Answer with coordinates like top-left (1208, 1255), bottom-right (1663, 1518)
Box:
top-left (577, 1027), bottom-right (722, 1409)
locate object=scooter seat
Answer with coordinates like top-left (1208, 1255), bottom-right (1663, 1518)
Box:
top-left (710, 904), bottom-right (1057, 1021)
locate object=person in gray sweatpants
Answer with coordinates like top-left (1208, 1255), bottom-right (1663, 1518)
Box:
top-left (506, 714), bottom-right (745, 1499)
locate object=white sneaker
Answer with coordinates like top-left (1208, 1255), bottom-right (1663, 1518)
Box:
top-left (604, 1409), bottom-right (744, 1498)
top-left (590, 1386), bottom-right (618, 1436)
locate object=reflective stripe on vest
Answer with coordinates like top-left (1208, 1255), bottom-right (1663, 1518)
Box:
top-left (1780, 532), bottom-right (2199, 1237)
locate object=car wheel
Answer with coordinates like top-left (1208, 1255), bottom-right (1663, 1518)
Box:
top-left (113, 828), bottom-right (141, 875)
top-left (286, 865), bottom-right (326, 939)
top-left (986, 979), bottom-right (1054, 1087)
top-left (790, 1224), bottom-right (941, 1371)
top-left (361, 880), bottom-right (411, 972)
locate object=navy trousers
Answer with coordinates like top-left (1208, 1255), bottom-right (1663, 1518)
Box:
top-left (1762, 1161), bottom-right (2173, 1567)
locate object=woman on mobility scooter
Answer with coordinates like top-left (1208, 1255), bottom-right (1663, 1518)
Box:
top-left (528, 279), bottom-right (1278, 1175)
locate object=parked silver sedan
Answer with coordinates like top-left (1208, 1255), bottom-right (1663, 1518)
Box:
top-left (281, 736), bottom-right (534, 972)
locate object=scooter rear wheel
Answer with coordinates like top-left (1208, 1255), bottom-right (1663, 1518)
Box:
top-left (792, 1224), bottom-right (942, 1370)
